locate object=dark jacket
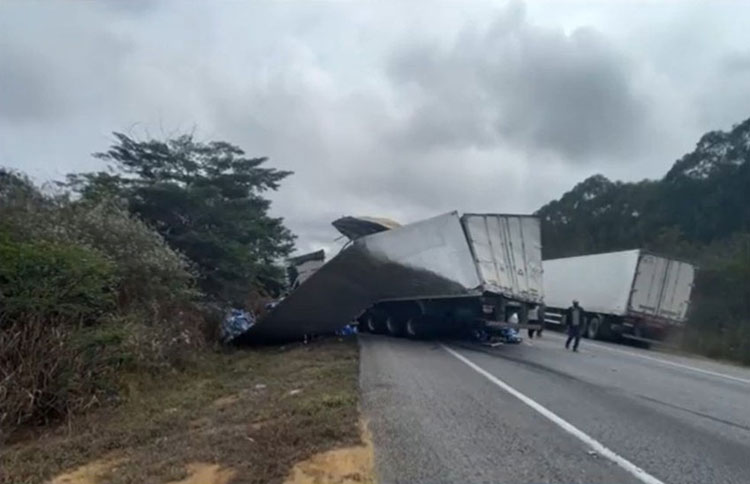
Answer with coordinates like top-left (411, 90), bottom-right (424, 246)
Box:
top-left (565, 305), bottom-right (586, 328)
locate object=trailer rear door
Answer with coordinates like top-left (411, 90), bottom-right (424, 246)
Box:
top-left (629, 253), bottom-right (695, 323)
top-left (655, 259), bottom-right (695, 321)
top-left (461, 214), bottom-right (543, 303)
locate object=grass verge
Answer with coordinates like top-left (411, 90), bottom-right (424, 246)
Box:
top-left (1, 336), bottom-right (368, 484)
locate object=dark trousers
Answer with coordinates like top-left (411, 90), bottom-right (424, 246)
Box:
top-left (528, 328), bottom-right (543, 338)
top-left (566, 325), bottom-right (581, 350)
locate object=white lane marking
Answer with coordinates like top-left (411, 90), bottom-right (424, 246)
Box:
top-left (443, 345), bottom-right (666, 484)
top-left (583, 340), bottom-right (750, 386)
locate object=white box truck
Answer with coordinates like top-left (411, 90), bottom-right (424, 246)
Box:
top-left (543, 249), bottom-right (696, 343)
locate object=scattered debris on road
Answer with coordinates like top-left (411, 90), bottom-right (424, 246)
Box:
top-left (220, 307), bottom-right (256, 343)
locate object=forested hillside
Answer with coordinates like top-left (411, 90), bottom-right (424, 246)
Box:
top-left (537, 117), bottom-right (750, 362)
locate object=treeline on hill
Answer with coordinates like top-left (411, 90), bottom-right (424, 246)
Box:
top-left (0, 134), bottom-right (294, 436)
top-left (537, 117), bottom-right (750, 363)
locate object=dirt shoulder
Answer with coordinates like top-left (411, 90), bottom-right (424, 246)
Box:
top-left (1, 336), bottom-right (373, 484)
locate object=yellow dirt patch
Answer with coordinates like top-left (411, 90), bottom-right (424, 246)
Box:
top-left (50, 458), bottom-right (126, 484)
top-left (284, 420), bottom-right (375, 484)
top-left (212, 394), bottom-right (240, 409)
top-left (167, 462), bottom-right (237, 484)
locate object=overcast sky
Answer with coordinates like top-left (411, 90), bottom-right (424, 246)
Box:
top-left (2, 1), bottom-right (750, 255)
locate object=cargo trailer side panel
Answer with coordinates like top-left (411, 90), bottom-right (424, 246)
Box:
top-left (543, 250), bottom-right (641, 316)
top-left (247, 212), bottom-right (482, 340)
top-left (461, 214), bottom-right (543, 304)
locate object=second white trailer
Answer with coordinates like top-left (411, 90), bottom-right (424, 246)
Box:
top-left (543, 249), bottom-right (695, 342)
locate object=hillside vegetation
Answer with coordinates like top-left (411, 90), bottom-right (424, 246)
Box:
top-left (537, 117), bottom-right (750, 363)
top-left (0, 133), bottom-right (295, 438)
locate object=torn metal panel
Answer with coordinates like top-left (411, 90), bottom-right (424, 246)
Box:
top-left (288, 249), bottom-right (325, 266)
top-left (287, 249), bottom-right (326, 289)
top-left (248, 212), bottom-right (480, 340)
top-left (331, 216), bottom-right (401, 240)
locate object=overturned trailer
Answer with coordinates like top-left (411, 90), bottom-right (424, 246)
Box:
top-left (246, 211), bottom-right (543, 341)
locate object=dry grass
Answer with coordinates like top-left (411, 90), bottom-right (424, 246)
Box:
top-left (1, 337), bottom-right (362, 484)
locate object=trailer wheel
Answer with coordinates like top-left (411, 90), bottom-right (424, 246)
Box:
top-left (406, 316), bottom-right (433, 339)
top-left (386, 315), bottom-right (406, 337)
top-left (587, 316), bottom-right (602, 340)
top-left (405, 318), bottom-right (419, 338)
top-left (365, 310), bottom-right (387, 334)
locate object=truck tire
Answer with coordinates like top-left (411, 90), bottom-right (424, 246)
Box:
top-left (386, 315), bottom-right (406, 337)
top-left (587, 315), bottom-right (602, 340)
top-left (405, 316), bottom-right (432, 339)
top-left (365, 310), bottom-right (387, 334)
top-left (405, 317), bottom-right (420, 338)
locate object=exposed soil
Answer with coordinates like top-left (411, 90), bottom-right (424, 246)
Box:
top-left (284, 420), bottom-right (374, 484)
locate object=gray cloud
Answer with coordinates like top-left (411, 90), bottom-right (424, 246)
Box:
top-left (0, 3), bottom-right (132, 124)
top-left (1, 1), bottom-right (749, 254)
top-left (0, 45), bottom-right (66, 121)
top-left (387, 2), bottom-right (648, 163)
top-left (723, 52), bottom-right (750, 74)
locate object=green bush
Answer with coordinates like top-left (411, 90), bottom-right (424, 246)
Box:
top-left (0, 169), bottom-right (206, 435)
top-left (1, 170), bottom-right (198, 314)
top-left (684, 235), bottom-right (750, 364)
top-left (56, 201), bottom-right (198, 311)
top-left (0, 233), bottom-right (116, 323)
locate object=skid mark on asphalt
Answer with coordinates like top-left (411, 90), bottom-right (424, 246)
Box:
top-left (636, 394), bottom-right (750, 432)
top-left (443, 344), bottom-right (666, 484)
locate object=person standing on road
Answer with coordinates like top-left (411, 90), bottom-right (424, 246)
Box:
top-left (565, 300), bottom-right (585, 352)
top-left (527, 304), bottom-right (545, 339)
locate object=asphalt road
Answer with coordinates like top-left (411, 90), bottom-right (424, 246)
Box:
top-left (359, 331), bottom-right (750, 484)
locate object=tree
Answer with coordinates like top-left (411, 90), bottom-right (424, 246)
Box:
top-left (67, 133), bottom-right (295, 302)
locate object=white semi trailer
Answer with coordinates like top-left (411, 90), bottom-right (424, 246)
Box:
top-left (360, 212), bottom-right (544, 338)
top-left (249, 211), bottom-right (544, 340)
top-left (543, 249), bottom-right (696, 343)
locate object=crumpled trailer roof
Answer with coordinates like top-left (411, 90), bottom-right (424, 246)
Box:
top-left (331, 215), bottom-right (402, 240)
top-left (247, 212), bottom-right (482, 340)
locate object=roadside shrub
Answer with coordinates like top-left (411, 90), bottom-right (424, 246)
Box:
top-left (0, 233), bottom-right (117, 323)
top-left (0, 169), bottom-right (206, 436)
top-left (0, 234), bottom-right (117, 435)
top-left (0, 319), bottom-right (84, 432)
top-left (56, 201), bottom-right (198, 313)
top-left (683, 235), bottom-right (750, 364)
top-left (0, 169), bottom-right (197, 314)
top-left (0, 313), bottom-right (208, 437)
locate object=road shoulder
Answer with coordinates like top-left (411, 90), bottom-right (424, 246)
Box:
top-left (2, 337), bottom-right (373, 484)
